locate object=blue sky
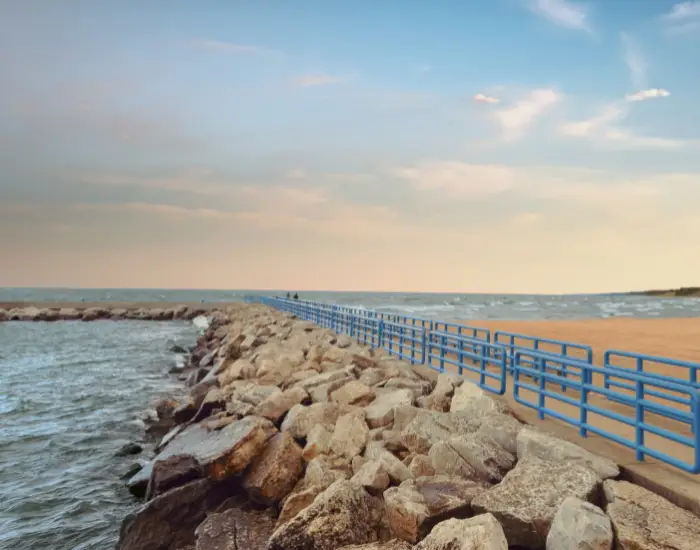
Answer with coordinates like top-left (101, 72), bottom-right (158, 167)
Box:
top-left (1, 1), bottom-right (699, 292)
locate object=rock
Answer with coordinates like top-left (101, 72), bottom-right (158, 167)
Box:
top-left (474, 413), bottom-right (523, 455)
top-left (447, 434), bottom-right (515, 483)
top-left (199, 351), bottom-right (217, 368)
top-left (336, 334), bottom-right (352, 348)
top-left (450, 383), bottom-right (507, 417)
top-left (146, 455), bottom-right (202, 499)
top-left (118, 479), bottom-right (230, 550)
top-left (338, 541), bottom-right (412, 550)
top-left (170, 344), bottom-right (188, 353)
top-left (277, 485), bottom-right (324, 528)
top-left (281, 402), bottom-right (346, 439)
top-left (331, 380), bottom-right (375, 406)
top-left (267, 480), bottom-right (387, 550)
top-left (304, 456), bottom-right (350, 487)
top-left (428, 441), bottom-right (479, 480)
top-left (235, 383), bottom-right (280, 407)
top-left (546, 497), bottom-right (612, 550)
top-left (294, 367), bottom-right (355, 393)
top-left (415, 514), bottom-right (508, 550)
top-left (517, 427), bottom-right (619, 480)
top-left (603, 479), bottom-right (700, 550)
top-left (239, 334), bottom-right (262, 351)
top-left (351, 354), bottom-right (378, 370)
top-left (173, 399), bottom-right (197, 424)
top-left (194, 505), bottom-right (277, 550)
top-left (351, 459), bottom-right (390, 494)
top-left (116, 442), bottom-right (143, 456)
top-left (218, 359), bottom-right (256, 386)
top-left (417, 373), bottom-right (457, 412)
top-left (242, 432), bottom-right (304, 505)
top-left (359, 368), bottom-right (386, 387)
top-left (192, 388), bottom-right (226, 422)
top-left (471, 456), bottom-right (600, 549)
top-left (384, 475), bottom-right (488, 543)
top-left (408, 455), bottom-right (435, 478)
top-left (384, 377), bottom-right (433, 397)
top-left (330, 411), bottom-right (369, 459)
top-left (254, 386), bottom-right (308, 423)
top-left (401, 412), bottom-right (456, 454)
top-left (302, 424), bottom-right (333, 461)
top-left (152, 417), bottom-right (276, 481)
top-left (121, 461), bottom-right (145, 480)
top-left (365, 389), bottom-right (415, 428)
top-left (377, 450), bottom-right (413, 484)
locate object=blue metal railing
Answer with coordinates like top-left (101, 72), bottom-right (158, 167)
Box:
top-left (248, 295), bottom-right (700, 473)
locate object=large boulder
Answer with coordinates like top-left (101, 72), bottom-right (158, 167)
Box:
top-left (428, 441), bottom-right (478, 481)
top-left (517, 427), bottom-right (619, 480)
top-left (242, 432), bottom-right (304, 504)
top-left (194, 504), bottom-right (277, 550)
top-left (267, 480), bottom-right (388, 550)
top-left (416, 373), bottom-right (458, 412)
top-left (331, 380), bottom-right (376, 406)
top-left (603, 479), bottom-right (700, 550)
top-left (149, 416), bottom-right (276, 481)
top-left (446, 434), bottom-right (515, 483)
top-left (415, 514), bottom-right (508, 550)
top-left (254, 386), bottom-right (308, 423)
top-left (281, 402), bottom-right (348, 439)
top-left (330, 411), bottom-right (369, 459)
top-left (146, 455), bottom-right (202, 499)
top-left (384, 475), bottom-right (488, 543)
top-left (351, 459), bottom-right (390, 495)
top-left (450, 383), bottom-right (507, 417)
top-left (118, 479), bottom-right (230, 550)
top-left (401, 412), bottom-right (456, 454)
top-left (546, 497), bottom-right (612, 550)
top-left (471, 455), bottom-right (600, 549)
top-left (302, 424), bottom-right (333, 461)
top-left (365, 389), bottom-right (415, 428)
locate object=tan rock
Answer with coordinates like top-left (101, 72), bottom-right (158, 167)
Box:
top-left (415, 514), bottom-right (508, 550)
top-left (281, 402), bottom-right (347, 440)
top-left (254, 386), bottom-right (308, 423)
top-left (330, 411), bottom-right (369, 459)
top-left (351, 459), bottom-right (390, 494)
top-left (546, 497), bottom-right (612, 550)
top-left (364, 389), bottom-right (415, 428)
top-left (331, 380), bottom-right (376, 406)
top-left (408, 455), bottom-right (435, 478)
top-left (302, 424), bottom-right (333, 461)
top-left (242, 432), bottom-right (304, 504)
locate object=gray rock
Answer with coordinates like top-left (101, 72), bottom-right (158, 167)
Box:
top-left (194, 505), bottom-right (277, 550)
top-left (267, 480), bottom-right (388, 550)
top-left (546, 497), bottom-right (612, 550)
top-left (471, 455), bottom-right (600, 549)
top-left (450, 383), bottom-right (507, 417)
top-left (118, 479), bottom-right (230, 550)
top-left (401, 412), bottom-right (456, 454)
top-left (351, 459), bottom-right (390, 494)
top-left (384, 475), bottom-right (488, 543)
top-left (146, 454), bottom-right (202, 500)
top-left (415, 514), bottom-right (508, 550)
top-left (603, 479), bottom-right (700, 550)
top-left (517, 427), bottom-right (619, 480)
top-left (428, 441), bottom-right (478, 480)
top-left (447, 433), bottom-right (515, 483)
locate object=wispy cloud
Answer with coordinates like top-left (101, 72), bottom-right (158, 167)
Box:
top-left (293, 74), bottom-right (345, 88)
top-left (620, 32), bottom-right (647, 89)
top-left (560, 104), bottom-right (685, 150)
top-left (395, 161), bottom-right (514, 197)
top-left (473, 93), bottom-right (500, 104)
top-left (191, 38), bottom-right (282, 56)
top-left (495, 88), bottom-right (560, 141)
top-left (662, 1), bottom-right (700, 34)
top-left (625, 88), bottom-right (671, 102)
top-left (527, 0), bottom-right (591, 32)
top-left (75, 201), bottom-right (234, 220)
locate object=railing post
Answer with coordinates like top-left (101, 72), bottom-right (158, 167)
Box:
top-left (377, 320), bottom-right (384, 351)
top-left (604, 351), bottom-right (611, 391)
top-left (580, 363), bottom-right (589, 437)
top-left (538, 355), bottom-right (546, 420)
top-left (561, 344), bottom-right (568, 392)
top-left (635, 357), bottom-right (645, 461)
top-left (457, 337), bottom-right (464, 375)
top-left (439, 333), bottom-right (446, 372)
top-left (421, 328), bottom-right (426, 365)
top-left (479, 344), bottom-right (486, 387)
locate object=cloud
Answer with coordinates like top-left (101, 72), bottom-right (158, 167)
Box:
top-left (495, 88), bottom-right (560, 141)
top-left (473, 93), bottom-right (500, 104)
top-left (662, 2), bottom-right (700, 34)
top-left (527, 0), bottom-right (591, 31)
top-left (394, 161), bottom-right (515, 197)
top-left (560, 104), bottom-right (685, 150)
top-left (625, 88), bottom-right (671, 102)
top-left (293, 74), bottom-right (345, 87)
top-left (191, 39), bottom-right (282, 56)
top-left (75, 202), bottom-right (234, 220)
top-left (620, 33), bottom-right (647, 88)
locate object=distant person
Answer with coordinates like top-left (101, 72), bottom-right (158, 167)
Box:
top-left (286, 292), bottom-right (291, 299)
top-left (293, 293), bottom-right (299, 300)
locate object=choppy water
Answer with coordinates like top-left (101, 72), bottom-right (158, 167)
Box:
top-left (2, 287), bottom-right (699, 319)
top-left (0, 320), bottom-right (198, 549)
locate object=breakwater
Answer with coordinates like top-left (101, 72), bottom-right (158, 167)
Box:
top-left (114, 302), bottom-right (698, 549)
top-left (0, 302), bottom-right (221, 322)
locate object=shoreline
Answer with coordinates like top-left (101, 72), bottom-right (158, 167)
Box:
top-left (111, 302), bottom-right (697, 549)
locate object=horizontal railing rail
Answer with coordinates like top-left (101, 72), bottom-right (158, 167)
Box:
top-left (249, 295), bottom-right (700, 473)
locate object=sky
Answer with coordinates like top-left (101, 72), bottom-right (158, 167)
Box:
top-left (1, 0), bottom-right (699, 294)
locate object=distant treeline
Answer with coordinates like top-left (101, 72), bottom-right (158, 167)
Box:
top-left (630, 286), bottom-right (700, 297)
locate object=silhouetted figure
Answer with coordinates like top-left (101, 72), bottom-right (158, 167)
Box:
top-left (293, 293), bottom-right (299, 300)
top-left (286, 292), bottom-right (291, 299)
